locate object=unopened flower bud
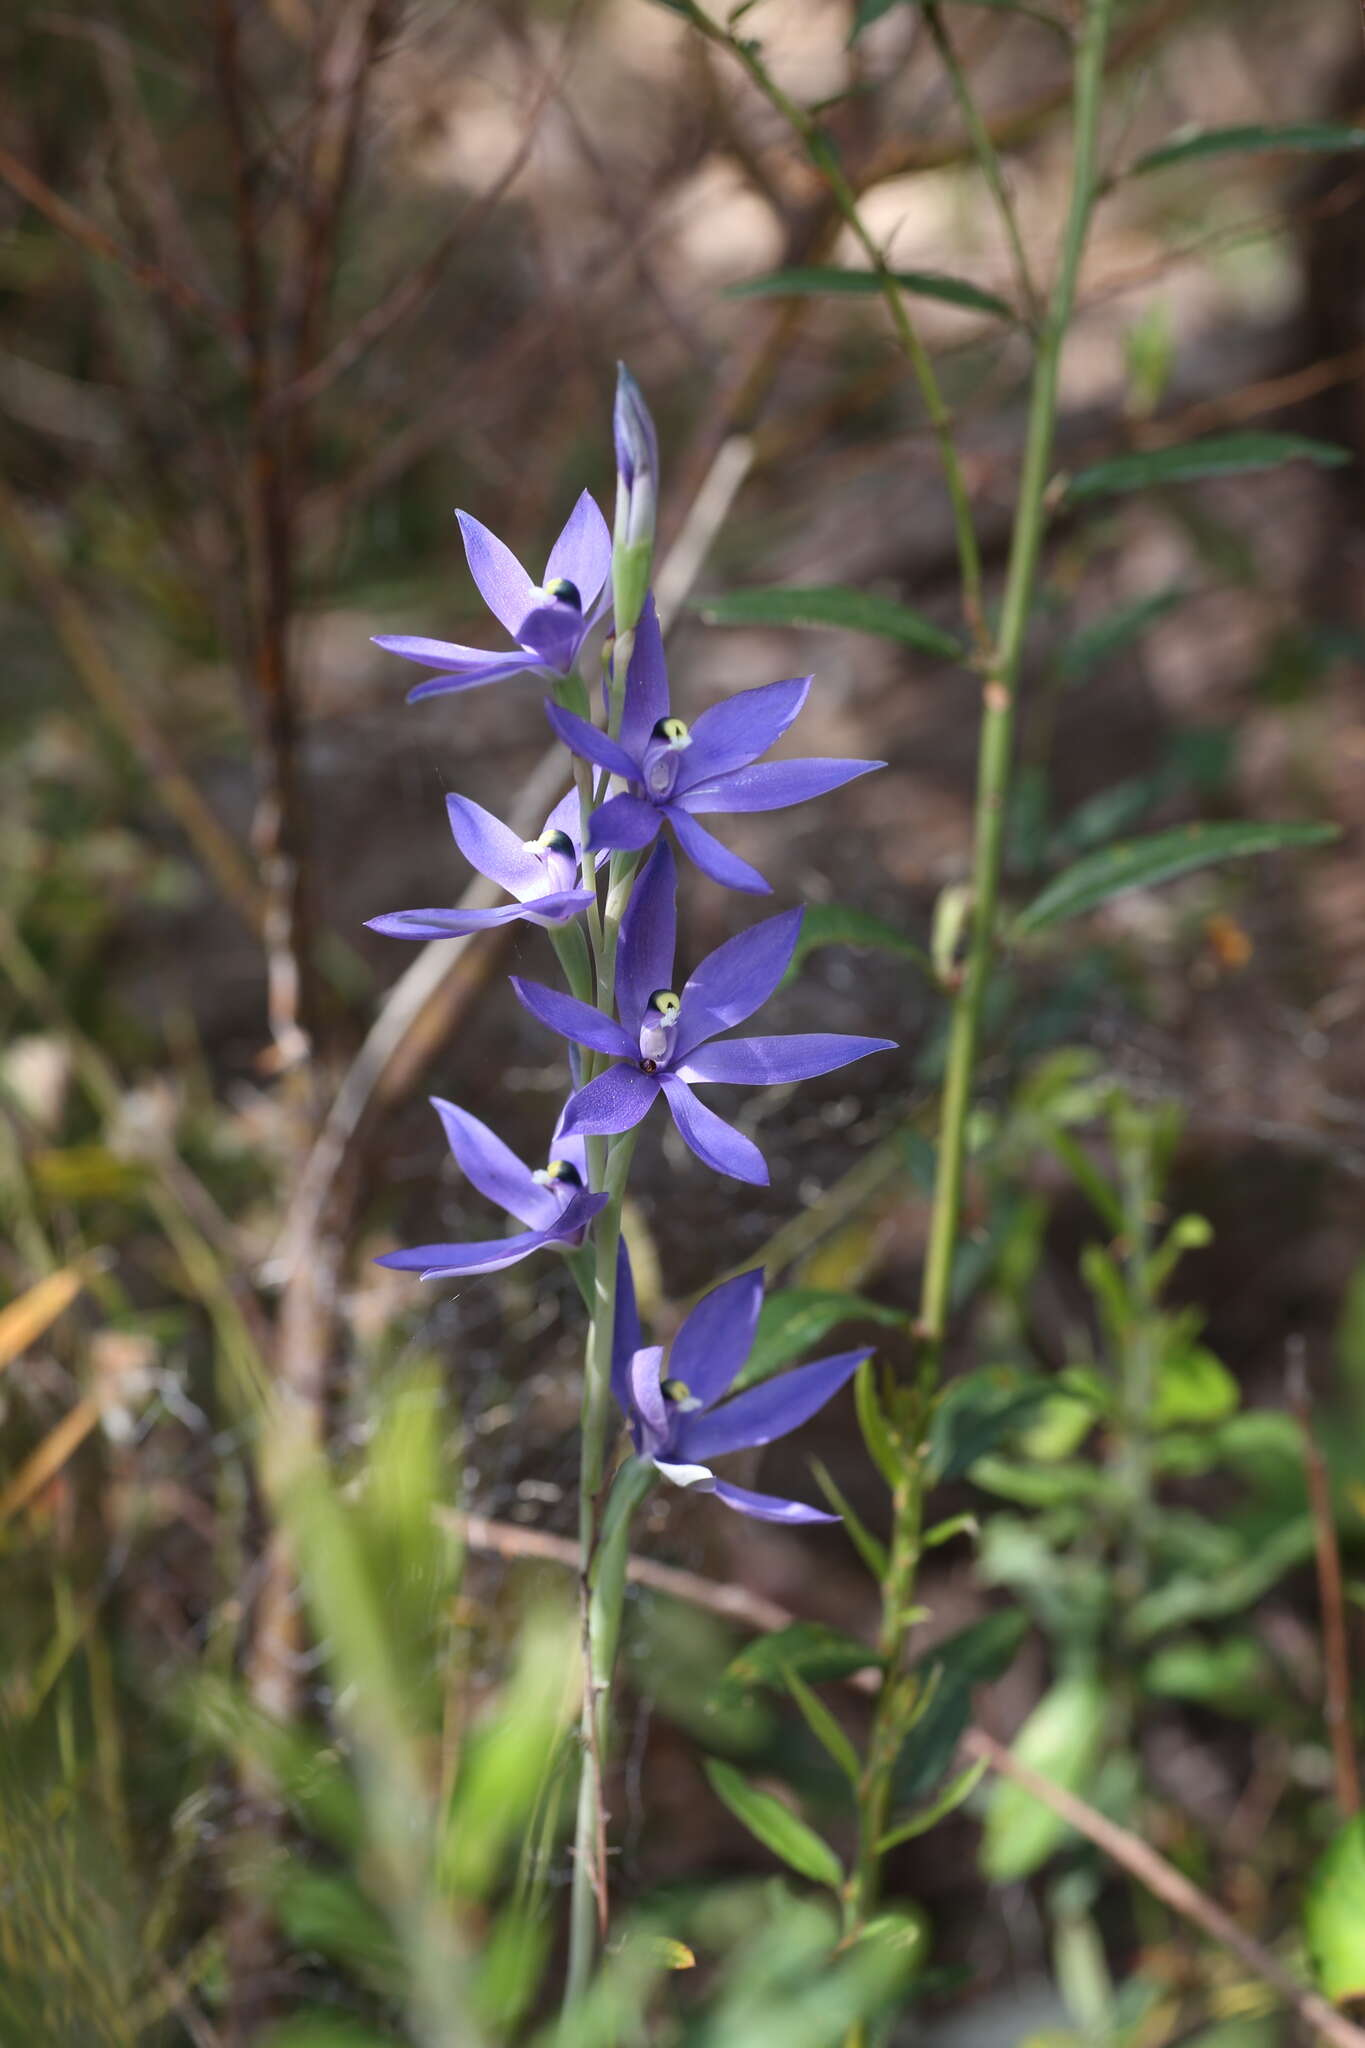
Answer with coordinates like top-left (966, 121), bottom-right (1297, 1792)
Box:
top-left (612, 363), bottom-right (659, 634)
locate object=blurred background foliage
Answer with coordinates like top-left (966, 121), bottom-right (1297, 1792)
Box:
top-left (2, 0), bottom-right (1365, 2040)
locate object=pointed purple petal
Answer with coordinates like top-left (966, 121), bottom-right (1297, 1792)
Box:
top-left (366, 903), bottom-right (538, 940)
top-left (428, 1096), bottom-right (553, 1228)
top-left (629, 1344), bottom-right (669, 1453)
top-left (619, 594), bottom-right (670, 759)
top-left (677, 678), bottom-right (810, 786)
top-left (406, 657), bottom-right (539, 702)
top-left (544, 701), bottom-right (638, 781)
top-left (517, 601), bottom-right (586, 673)
top-left (678, 757), bottom-right (885, 815)
top-left (669, 810), bottom-right (771, 896)
top-left (446, 793), bottom-right (542, 899)
top-left (456, 510), bottom-right (536, 637)
top-left (543, 789), bottom-right (583, 850)
top-left (561, 1064), bottom-right (661, 1137)
top-left (678, 1033), bottom-right (896, 1086)
top-left (510, 978), bottom-right (635, 1060)
top-left (522, 889), bottom-right (598, 927)
top-left (659, 1073), bottom-right (768, 1184)
top-left (675, 909), bottom-right (803, 1057)
top-left (611, 1237), bottom-right (643, 1415)
top-left (615, 838), bottom-right (677, 1038)
top-left (678, 1350), bottom-right (869, 1463)
top-left (544, 489), bottom-right (611, 608)
top-left (376, 1191), bottom-right (608, 1279)
top-left (374, 633), bottom-right (517, 670)
top-left (709, 1479), bottom-right (840, 1525)
top-left (548, 1098), bottom-right (589, 1186)
top-left (588, 793), bottom-right (660, 854)
top-left (669, 1269), bottom-right (766, 1412)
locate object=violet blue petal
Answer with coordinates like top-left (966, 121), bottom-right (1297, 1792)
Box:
top-left (428, 1095), bottom-right (554, 1228)
top-left (522, 889), bottom-right (599, 927)
top-left (618, 595), bottom-right (670, 759)
top-left (365, 902), bottom-right (577, 941)
top-left (676, 678), bottom-right (810, 787)
top-left (517, 601), bottom-right (586, 674)
top-left (588, 793), bottom-right (660, 855)
top-left (548, 1099), bottom-right (590, 1187)
top-left (544, 701), bottom-right (639, 781)
top-left (678, 1349), bottom-right (868, 1463)
top-left (510, 977), bottom-right (635, 1060)
top-left (677, 757), bottom-right (885, 815)
top-left (629, 1344), bottom-right (669, 1457)
top-left (375, 1190), bottom-right (608, 1279)
top-left (668, 1268), bottom-right (766, 1412)
top-left (615, 838), bottom-right (677, 1037)
top-left (373, 633), bottom-right (517, 671)
top-left (561, 1064), bottom-right (661, 1137)
top-left (446, 793), bottom-right (543, 900)
top-left (455, 510), bottom-right (536, 637)
top-left (678, 1033), bottom-right (896, 1087)
top-left (611, 1237), bottom-right (642, 1414)
top-left (669, 809), bottom-right (771, 896)
top-left (544, 489), bottom-right (611, 608)
top-left (708, 1479), bottom-right (839, 1525)
top-left (674, 908), bottom-right (803, 1058)
top-left (406, 656), bottom-right (543, 703)
top-left (543, 788), bottom-right (583, 848)
top-left (659, 1073), bottom-right (768, 1184)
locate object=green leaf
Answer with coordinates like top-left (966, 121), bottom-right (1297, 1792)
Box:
top-left (737, 1289), bottom-right (903, 1391)
top-left (879, 1758), bottom-right (988, 1850)
top-left (979, 1674), bottom-right (1109, 1882)
top-left (703, 1759), bottom-right (845, 1890)
top-left (926, 1367), bottom-right (1053, 1483)
top-left (1066, 432), bottom-right (1350, 500)
top-left (1058, 586), bottom-right (1188, 683)
top-left (721, 1621), bottom-right (880, 1697)
top-left (1305, 1814), bottom-right (1365, 2000)
top-left (1013, 819), bottom-right (1338, 936)
top-left (810, 1458), bottom-right (889, 1579)
top-left (724, 264), bottom-right (1016, 323)
top-left (1151, 1345), bottom-right (1239, 1428)
top-left (1130, 122), bottom-right (1365, 177)
top-left (784, 1665), bottom-right (862, 1785)
top-left (1143, 1636), bottom-right (1266, 1710)
top-left (894, 1610), bottom-right (1028, 1804)
top-left (783, 902), bottom-right (932, 985)
top-left (694, 582), bottom-right (963, 658)
top-left (855, 1357), bottom-right (902, 1489)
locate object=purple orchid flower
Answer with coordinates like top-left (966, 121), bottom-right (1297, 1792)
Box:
top-left (543, 596), bottom-right (883, 895)
top-left (510, 841), bottom-right (895, 1185)
top-left (366, 790), bottom-right (595, 941)
top-left (374, 490), bottom-right (611, 703)
top-left (375, 1098), bottom-right (606, 1280)
top-left (613, 1242), bottom-right (865, 1523)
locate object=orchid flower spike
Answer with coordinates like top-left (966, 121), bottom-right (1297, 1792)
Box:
top-left (366, 790), bottom-right (595, 941)
top-left (612, 364), bottom-right (659, 633)
top-left (545, 596), bottom-right (883, 895)
top-left (375, 1099), bottom-right (605, 1280)
top-left (613, 1242), bottom-right (867, 1523)
top-left (374, 491), bottom-right (611, 702)
top-left (511, 840), bottom-right (896, 1185)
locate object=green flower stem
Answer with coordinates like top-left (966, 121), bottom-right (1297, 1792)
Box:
top-left (918, 0), bottom-right (1115, 1362)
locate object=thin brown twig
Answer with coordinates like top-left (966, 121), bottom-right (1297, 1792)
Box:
top-left (0, 136), bottom-right (240, 346)
top-left (452, 1508), bottom-right (1365, 2047)
top-left (0, 475), bottom-right (265, 934)
top-left (1289, 1340), bottom-right (1361, 1819)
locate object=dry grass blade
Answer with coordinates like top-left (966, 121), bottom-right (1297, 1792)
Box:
top-left (0, 1267), bottom-right (89, 1373)
top-left (0, 1394), bottom-right (103, 1527)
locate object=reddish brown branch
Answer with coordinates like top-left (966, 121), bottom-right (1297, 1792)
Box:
top-left (1290, 1343), bottom-right (1362, 1820)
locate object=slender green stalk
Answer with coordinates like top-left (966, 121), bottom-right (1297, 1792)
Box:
top-left (918, 0), bottom-right (1115, 1359)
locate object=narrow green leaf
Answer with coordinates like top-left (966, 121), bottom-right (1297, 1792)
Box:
top-left (926, 1368), bottom-right (1053, 1483)
top-left (784, 902), bottom-right (933, 985)
top-left (1130, 122), bottom-right (1365, 177)
top-left (694, 582), bottom-right (963, 658)
top-left (737, 1289), bottom-right (902, 1391)
top-left (1058, 586), bottom-right (1188, 682)
top-left (1305, 1814), bottom-right (1365, 2000)
top-left (784, 1665), bottom-right (862, 1785)
top-left (979, 1674), bottom-right (1109, 1882)
top-left (1014, 819), bottom-right (1338, 936)
top-left (703, 1759), bottom-right (845, 1890)
top-left (879, 1758), bottom-right (988, 1851)
top-left (893, 1610), bottom-right (1029, 1804)
top-left (856, 1357), bottom-right (902, 1489)
top-left (724, 264), bottom-right (1016, 323)
top-left (922, 1511), bottom-right (978, 1550)
top-left (1066, 432), bottom-right (1350, 499)
top-left (721, 1620), bottom-right (881, 1696)
top-left (810, 1458), bottom-right (890, 1579)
